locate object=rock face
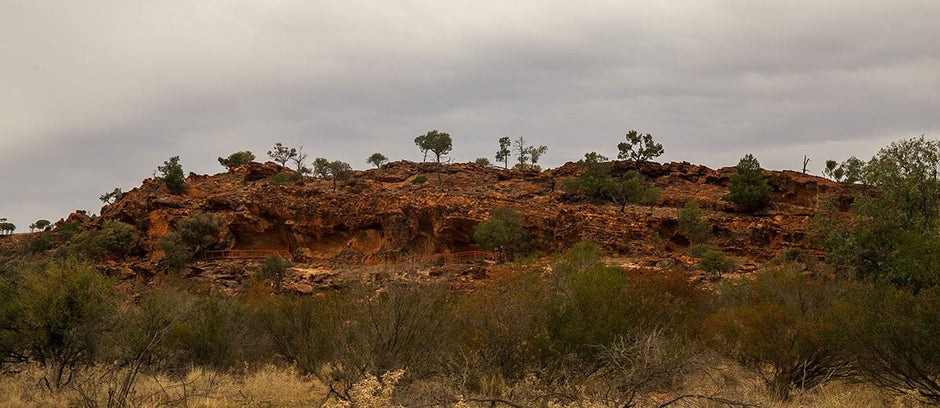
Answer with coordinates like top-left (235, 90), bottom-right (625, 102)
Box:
top-left (98, 160), bottom-right (855, 269)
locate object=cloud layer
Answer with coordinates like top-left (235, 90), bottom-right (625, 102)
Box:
top-left (2, 1), bottom-right (938, 229)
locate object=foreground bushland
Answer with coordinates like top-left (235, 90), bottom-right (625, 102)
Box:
top-left (0, 244), bottom-right (936, 407)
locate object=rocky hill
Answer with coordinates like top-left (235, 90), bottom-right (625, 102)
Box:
top-left (64, 159), bottom-right (853, 284)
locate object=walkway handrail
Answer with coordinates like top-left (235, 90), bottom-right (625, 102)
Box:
top-left (421, 250), bottom-right (500, 264)
top-left (203, 249), bottom-right (293, 261)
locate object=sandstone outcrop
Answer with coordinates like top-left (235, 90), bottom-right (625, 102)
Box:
top-left (95, 160), bottom-right (854, 276)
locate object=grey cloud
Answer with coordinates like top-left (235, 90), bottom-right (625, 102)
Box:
top-left (1, 0), bottom-right (939, 229)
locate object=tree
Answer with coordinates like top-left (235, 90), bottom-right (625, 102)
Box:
top-left (414, 134), bottom-right (430, 162)
top-left (94, 220), bottom-right (137, 257)
top-left (813, 136), bottom-right (940, 289)
top-left (705, 265), bottom-right (849, 400)
top-left (841, 156), bottom-right (865, 183)
top-left (258, 254), bottom-right (292, 294)
top-left (291, 146), bottom-right (310, 175)
top-left (698, 249), bottom-right (735, 277)
top-left (415, 130), bottom-right (453, 190)
top-left (176, 212), bottom-right (224, 256)
top-left (29, 219), bottom-right (51, 232)
top-left (513, 136), bottom-right (529, 167)
top-left (0, 222), bottom-right (13, 235)
top-left (495, 137), bottom-right (511, 169)
top-left (367, 153), bottom-right (389, 168)
top-left (566, 153), bottom-right (659, 212)
top-left (617, 130), bottom-right (664, 164)
top-left (526, 145), bottom-right (548, 168)
top-left (157, 156), bottom-right (185, 194)
top-left (565, 153), bottom-right (615, 201)
top-left (611, 170), bottom-right (659, 213)
top-left (267, 142), bottom-right (297, 168)
top-left (823, 159), bottom-right (844, 181)
top-left (474, 157), bottom-right (491, 166)
top-left (312, 157), bottom-right (331, 179)
top-left (217, 151), bottom-right (255, 170)
top-left (14, 261), bottom-right (119, 390)
top-left (473, 207), bottom-right (527, 258)
top-left (839, 283), bottom-right (940, 404)
top-left (724, 154), bottom-right (771, 212)
top-left (327, 160), bottom-right (353, 192)
top-left (99, 187), bottom-right (123, 205)
top-left (678, 201), bottom-right (710, 243)
top-left (823, 156), bottom-right (865, 183)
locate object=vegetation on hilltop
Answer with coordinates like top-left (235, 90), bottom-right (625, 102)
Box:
top-left (2, 132), bottom-right (940, 406)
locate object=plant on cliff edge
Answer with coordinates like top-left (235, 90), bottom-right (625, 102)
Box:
top-left (158, 156), bottom-right (185, 194)
top-left (218, 151), bottom-right (255, 170)
top-left (617, 130), bottom-right (664, 164)
top-left (724, 154), bottom-right (771, 213)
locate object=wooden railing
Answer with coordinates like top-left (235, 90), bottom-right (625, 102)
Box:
top-left (203, 249), bottom-right (293, 261)
top-left (422, 250), bottom-right (500, 264)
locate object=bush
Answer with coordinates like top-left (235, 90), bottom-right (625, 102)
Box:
top-left (259, 294), bottom-right (344, 376)
top-left (698, 249), bottom-right (735, 277)
top-left (218, 150), bottom-right (255, 169)
top-left (257, 254), bottom-right (291, 293)
top-left (837, 283), bottom-right (940, 403)
top-left (158, 232), bottom-right (190, 272)
top-left (165, 294), bottom-right (264, 370)
top-left (724, 154), bottom-right (771, 212)
top-left (269, 171), bottom-right (300, 186)
top-left (412, 174), bottom-right (427, 184)
top-left (473, 207), bottom-right (527, 257)
top-left (176, 212), bottom-right (223, 255)
top-left (28, 236), bottom-right (51, 254)
top-left (678, 201), bottom-right (710, 243)
top-left (617, 130), bottom-right (664, 164)
top-left (13, 261), bottom-right (119, 389)
top-left (158, 156), bottom-right (185, 194)
top-left (367, 153), bottom-right (389, 168)
top-left (704, 264), bottom-right (849, 400)
top-left (95, 220), bottom-right (137, 257)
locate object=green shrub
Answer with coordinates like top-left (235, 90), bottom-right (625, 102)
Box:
top-left (704, 264), bottom-right (849, 401)
top-left (411, 174), bottom-right (427, 184)
top-left (678, 201), bottom-right (710, 243)
top-left (28, 236), bottom-right (51, 254)
top-left (157, 213), bottom-right (222, 272)
top-left (770, 248), bottom-right (817, 266)
top-left (837, 283), bottom-right (940, 403)
top-left (724, 154), bottom-right (771, 212)
top-left (56, 221), bottom-right (80, 242)
top-left (259, 294), bottom-right (344, 375)
top-left (14, 261), bottom-right (119, 389)
top-left (95, 220), bottom-right (137, 257)
top-left (257, 254), bottom-right (291, 293)
top-left (218, 150), bottom-right (255, 169)
top-left (165, 294), bottom-right (263, 370)
top-left (687, 243), bottom-right (714, 258)
top-left (158, 156), bottom-right (185, 194)
top-left (269, 171), bottom-right (300, 186)
top-left (158, 232), bottom-right (191, 272)
top-left (698, 249), bottom-right (735, 277)
top-left (473, 207), bottom-right (527, 257)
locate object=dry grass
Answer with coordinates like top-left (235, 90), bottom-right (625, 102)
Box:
top-left (0, 364), bottom-right (328, 408)
top-left (0, 362), bottom-right (932, 408)
top-left (660, 363), bottom-right (931, 408)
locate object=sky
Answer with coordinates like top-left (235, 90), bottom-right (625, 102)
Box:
top-left (1, 1), bottom-right (939, 231)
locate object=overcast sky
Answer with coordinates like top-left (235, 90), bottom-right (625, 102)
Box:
top-left (2, 1), bottom-right (938, 230)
